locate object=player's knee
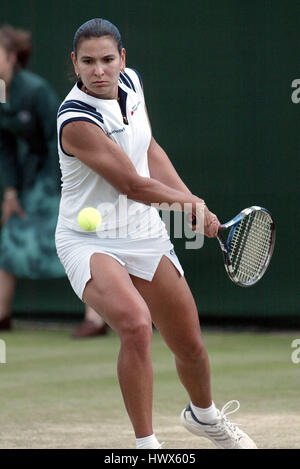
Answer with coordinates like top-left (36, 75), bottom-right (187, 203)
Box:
top-left (119, 308), bottom-right (152, 352)
top-left (176, 339), bottom-right (207, 363)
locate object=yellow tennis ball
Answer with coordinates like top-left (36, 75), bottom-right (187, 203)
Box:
top-left (77, 207), bottom-right (102, 231)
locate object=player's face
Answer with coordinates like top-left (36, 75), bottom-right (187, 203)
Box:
top-left (0, 45), bottom-right (16, 84)
top-left (72, 36), bottom-right (126, 99)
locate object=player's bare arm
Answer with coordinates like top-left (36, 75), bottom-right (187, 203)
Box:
top-left (144, 102), bottom-right (191, 194)
top-left (62, 120), bottom-right (219, 236)
top-left (147, 136), bottom-right (191, 194)
top-left (143, 105), bottom-right (219, 235)
top-left (147, 136), bottom-right (219, 236)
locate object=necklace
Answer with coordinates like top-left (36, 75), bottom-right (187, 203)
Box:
top-left (117, 96), bottom-right (128, 125)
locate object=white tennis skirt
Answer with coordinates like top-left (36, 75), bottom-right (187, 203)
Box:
top-left (55, 222), bottom-right (184, 300)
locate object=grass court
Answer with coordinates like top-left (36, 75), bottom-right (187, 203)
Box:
top-left (0, 324), bottom-right (299, 449)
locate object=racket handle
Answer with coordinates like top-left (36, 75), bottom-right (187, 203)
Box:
top-left (189, 213), bottom-right (197, 226)
top-left (189, 213), bottom-right (222, 231)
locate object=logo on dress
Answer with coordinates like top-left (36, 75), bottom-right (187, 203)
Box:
top-left (131, 101), bottom-right (141, 116)
top-left (107, 127), bottom-right (126, 136)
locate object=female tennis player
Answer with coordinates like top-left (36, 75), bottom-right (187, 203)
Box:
top-left (55, 18), bottom-right (256, 449)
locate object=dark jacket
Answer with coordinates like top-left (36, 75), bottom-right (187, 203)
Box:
top-left (0, 69), bottom-right (60, 191)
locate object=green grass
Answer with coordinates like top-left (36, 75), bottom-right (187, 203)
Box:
top-left (0, 326), bottom-right (299, 449)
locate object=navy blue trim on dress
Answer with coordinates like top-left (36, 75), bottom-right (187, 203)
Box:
top-left (123, 72), bottom-right (136, 92)
top-left (58, 100), bottom-right (104, 125)
top-left (58, 99), bottom-right (100, 114)
top-left (117, 87), bottom-right (128, 125)
top-left (131, 69), bottom-right (143, 88)
top-left (59, 99), bottom-right (99, 112)
top-left (119, 72), bottom-right (136, 92)
top-left (58, 108), bottom-right (104, 126)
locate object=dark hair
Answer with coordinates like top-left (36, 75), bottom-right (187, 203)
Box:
top-left (73, 18), bottom-right (123, 58)
top-left (0, 25), bottom-right (32, 68)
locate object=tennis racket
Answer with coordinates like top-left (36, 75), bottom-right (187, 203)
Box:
top-left (192, 206), bottom-right (275, 287)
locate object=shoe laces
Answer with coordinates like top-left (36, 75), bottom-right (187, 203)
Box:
top-left (220, 399), bottom-right (240, 420)
top-left (215, 400), bottom-right (243, 440)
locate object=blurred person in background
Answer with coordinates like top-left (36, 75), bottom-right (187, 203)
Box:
top-left (0, 24), bottom-right (107, 337)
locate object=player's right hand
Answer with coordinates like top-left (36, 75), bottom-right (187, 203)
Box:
top-left (189, 201), bottom-right (220, 238)
top-left (204, 207), bottom-right (220, 238)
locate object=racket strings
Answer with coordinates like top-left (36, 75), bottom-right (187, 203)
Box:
top-left (229, 211), bottom-right (273, 284)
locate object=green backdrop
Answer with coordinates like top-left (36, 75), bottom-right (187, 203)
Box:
top-left (0, 0), bottom-right (299, 319)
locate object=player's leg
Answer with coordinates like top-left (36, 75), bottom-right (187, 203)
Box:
top-left (131, 256), bottom-right (257, 449)
top-left (131, 255), bottom-right (212, 408)
top-left (82, 253), bottom-right (154, 439)
top-left (84, 304), bottom-right (106, 326)
top-left (71, 304), bottom-right (108, 338)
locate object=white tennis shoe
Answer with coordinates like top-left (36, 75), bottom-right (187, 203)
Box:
top-left (181, 400), bottom-right (257, 449)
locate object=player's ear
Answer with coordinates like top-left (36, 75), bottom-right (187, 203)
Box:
top-left (71, 51), bottom-right (79, 77)
top-left (120, 48), bottom-right (126, 72)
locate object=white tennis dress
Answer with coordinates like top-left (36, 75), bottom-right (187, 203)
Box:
top-left (55, 68), bottom-right (183, 299)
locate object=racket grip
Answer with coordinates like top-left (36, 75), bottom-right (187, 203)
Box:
top-left (189, 213), bottom-right (222, 230)
top-left (187, 213), bottom-right (197, 226)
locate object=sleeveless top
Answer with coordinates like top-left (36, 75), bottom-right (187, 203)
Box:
top-left (57, 68), bottom-right (169, 240)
